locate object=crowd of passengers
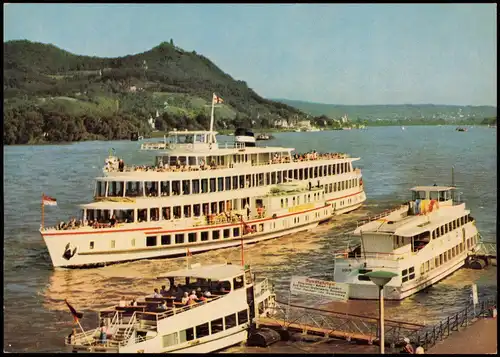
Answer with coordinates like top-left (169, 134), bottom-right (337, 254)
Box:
top-left (47, 204), bottom-right (265, 231)
top-left (116, 283), bottom-right (229, 311)
top-left (105, 151), bottom-right (348, 173)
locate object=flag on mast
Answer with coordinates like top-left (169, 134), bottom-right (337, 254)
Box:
top-left (213, 93), bottom-right (224, 104)
top-left (42, 194), bottom-right (57, 206)
top-left (64, 299), bottom-right (84, 323)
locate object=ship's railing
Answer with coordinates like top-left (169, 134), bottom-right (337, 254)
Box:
top-left (333, 250), bottom-right (412, 262)
top-left (356, 203), bottom-right (409, 227)
top-left (254, 278), bottom-right (270, 298)
top-left (103, 152), bottom-right (354, 174)
top-left (118, 312), bottom-right (138, 347)
top-left (66, 328), bottom-right (100, 346)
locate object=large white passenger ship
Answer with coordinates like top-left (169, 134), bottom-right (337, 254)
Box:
top-left (40, 94), bottom-right (366, 268)
top-left (333, 186), bottom-right (480, 300)
top-left (65, 263), bottom-right (276, 353)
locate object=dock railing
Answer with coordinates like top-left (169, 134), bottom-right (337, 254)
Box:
top-left (408, 298), bottom-right (497, 351)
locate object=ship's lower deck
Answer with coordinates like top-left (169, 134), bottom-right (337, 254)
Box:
top-left (44, 191), bottom-right (366, 268)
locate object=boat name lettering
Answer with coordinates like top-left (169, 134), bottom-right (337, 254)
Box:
top-left (288, 203), bottom-right (315, 213)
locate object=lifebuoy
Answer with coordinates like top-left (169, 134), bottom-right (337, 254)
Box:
top-left (170, 144), bottom-right (177, 150)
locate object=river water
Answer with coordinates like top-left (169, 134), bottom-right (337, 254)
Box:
top-left (3, 126), bottom-right (497, 352)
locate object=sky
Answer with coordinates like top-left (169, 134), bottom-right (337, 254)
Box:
top-left (3, 3), bottom-right (497, 106)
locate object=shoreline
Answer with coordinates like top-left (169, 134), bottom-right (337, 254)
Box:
top-left (4, 124), bottom-right (493, 146)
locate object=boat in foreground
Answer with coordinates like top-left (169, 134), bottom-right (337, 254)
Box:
top-left (333, 185), bottom-right (480, 300)
top-left (65, 263), bottom-right (276, 353)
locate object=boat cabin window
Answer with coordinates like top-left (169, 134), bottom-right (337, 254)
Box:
top-left (438, 190), bottom-right (450, 202)
top-left (107, 181), bottom-right (125, 197)
top-left (195, 134), bottom-right (206, 143)
top-left (156, 156), bottom-right (169, 167)
top-left (112, 209), bottom-right (134, 223)
top-left (233, 275), bottom-right (244, 290)
top-left (145, 181), bottom-right (159, 196)
top-left (95, 181), bottom-right (106, 197)
top-left (126, 182), bottom-right (144, 197)
top-left (412, 191), bottom-right (427, 200)
top-left (429, 190), bottom-right (439, 200)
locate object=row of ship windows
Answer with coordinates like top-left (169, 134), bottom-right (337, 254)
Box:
top-left (86, 183), bottom-right (356, 223)
top-left (325, 179), bottom-right (359, 194)
top-left (419, 234), bottom-right (479, 276)
top-left (431, 215), bottom-right (472, 239)
top-left (86, 209), bottom-right (334, 251)
top-left (98, 163), bottom-right (355, 197)
top-left (161, 309), bottom-right (249, 348)
top-left (280, 192), bottom-right (323, 208)
top-left (393, 214), bottom-right (473, 249)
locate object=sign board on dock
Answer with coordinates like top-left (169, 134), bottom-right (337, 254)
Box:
top-left (290, 276), bottom-right (349, 302)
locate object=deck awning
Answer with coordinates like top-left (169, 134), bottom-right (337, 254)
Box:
top-left (157, 264), bottom-right (244, 281)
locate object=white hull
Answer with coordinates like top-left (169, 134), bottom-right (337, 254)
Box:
top-left (334, 202), bottom-right (479, 300)
top-left (67, 265), bottom-right (276, 353)
top-left (344, 255), bottom-right (466, 300)
top-left (44, 190), bottom-right (366, 268)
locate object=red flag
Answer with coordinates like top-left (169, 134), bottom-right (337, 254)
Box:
top-left (65, 299), bottom-right (83, 323)
top-left (213, 93), bottom-right (223, 104)
top-left (42, 194), bottom-right (57, 206)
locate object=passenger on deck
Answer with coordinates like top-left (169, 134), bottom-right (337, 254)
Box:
top-left (152, 288), bottom-right (162, 298)
top-left (67, 328), bottom-right (76, 344)
top-left (189, 290), bottom-right (199, 302)
top-left (181, 292), bottom-right (190, 305)
top-left (160, 285), bottom-right (168, 296)
top-left (204, 290), bottom-right (212, 298)
top-left (130, 298), bottom-right (138, 307)
top-left (196, 287), bottom-right (203, 299)
top-left (401, 337), bottom-right (414, 354)
top-left (119, 296), bottom-right (126, 307)
top-left (159, 301), bottom-right (168, 311)
top-left (109, 215), bottom-right (117, 227)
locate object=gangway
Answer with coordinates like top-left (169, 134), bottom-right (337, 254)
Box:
top-left (256, 300), bottom-right (424, 347)
top-left (466, 240), bottom-right (497, 269)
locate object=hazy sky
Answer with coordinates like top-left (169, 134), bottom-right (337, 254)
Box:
top-left (4, 3), bottom-right (497, 106)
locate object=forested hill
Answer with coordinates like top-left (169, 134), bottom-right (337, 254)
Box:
top-left (3, 40), bottom-right (305, 144)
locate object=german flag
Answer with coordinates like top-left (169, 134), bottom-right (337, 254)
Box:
top-left (65, 299), bottom-right (83, 323)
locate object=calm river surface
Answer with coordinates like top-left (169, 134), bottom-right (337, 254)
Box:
top-left (3, 126), bottom-right (497, 352)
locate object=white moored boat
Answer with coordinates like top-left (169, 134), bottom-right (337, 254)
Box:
top-left (65, 263), bottom-right (276, 353)
top-left (40, 93), bottom-right (366, 269)
top-left (333, 185), bottom-right (480, 300)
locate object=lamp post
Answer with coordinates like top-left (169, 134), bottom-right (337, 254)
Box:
top-left (365, 271), bottom-right (397, 354)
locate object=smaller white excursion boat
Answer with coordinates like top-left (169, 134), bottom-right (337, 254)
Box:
top-left (333, 185), bottom-right (480, 300)
top-left (65, 263), bottom-right (276, 353)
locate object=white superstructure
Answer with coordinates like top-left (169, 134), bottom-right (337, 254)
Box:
top-left (40, 94), bottom-right (366, 269)
top-left (65, 263), bottom-right (276, 353)
top-left (333, 186), bottom-right (480, 300)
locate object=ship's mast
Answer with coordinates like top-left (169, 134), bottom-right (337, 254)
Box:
top-left (209, 92), bottom-right (215, 135)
